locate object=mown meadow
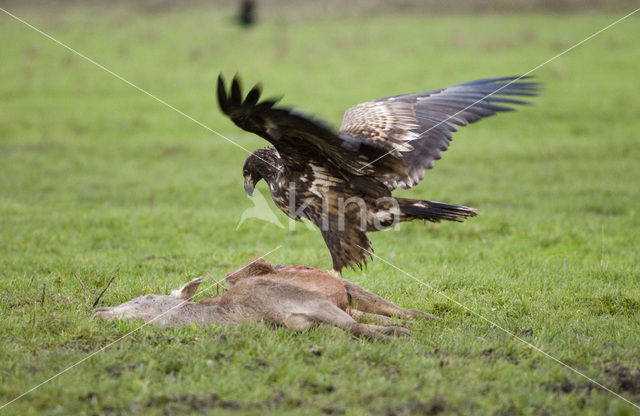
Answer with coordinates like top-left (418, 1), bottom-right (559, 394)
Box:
top-left (1, 4), bottom-right (639, 415)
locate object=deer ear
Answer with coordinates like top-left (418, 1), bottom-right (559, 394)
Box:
top-left (171, 277), bottom-right (204, 300)
top-left (224, 258), bottom-right (275, 285)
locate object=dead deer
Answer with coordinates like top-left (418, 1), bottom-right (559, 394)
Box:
top-left (93, 259), bottom-right (437, 340)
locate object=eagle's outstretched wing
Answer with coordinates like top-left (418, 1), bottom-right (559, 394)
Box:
top-left (217, 75), bottom-right (407, 178)
top-left (339, 76), bottom-right (539, 190)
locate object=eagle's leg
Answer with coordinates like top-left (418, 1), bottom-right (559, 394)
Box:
top-left (328, 269), bottom-right (341, 278)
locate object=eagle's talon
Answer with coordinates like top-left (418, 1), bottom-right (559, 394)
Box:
top-left (328, 269), bottom-right (341, 278)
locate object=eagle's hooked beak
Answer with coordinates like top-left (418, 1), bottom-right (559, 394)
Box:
top-left (243, 176), bottom-right (255, 197)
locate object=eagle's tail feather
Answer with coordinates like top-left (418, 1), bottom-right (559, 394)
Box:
top-left (397, 198), bottom-right (477, 223)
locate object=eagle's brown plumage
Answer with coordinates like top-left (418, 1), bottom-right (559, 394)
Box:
top-left (218, 75), bottom-right (538, 272)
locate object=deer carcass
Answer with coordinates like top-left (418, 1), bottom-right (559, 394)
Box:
top-left (94, 259), bottom-right (436, 339)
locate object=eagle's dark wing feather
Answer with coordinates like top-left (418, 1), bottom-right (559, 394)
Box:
top-left (339, 76), bottom-right (539, 190)
top-left (218, 75), bottom-right (407, 178)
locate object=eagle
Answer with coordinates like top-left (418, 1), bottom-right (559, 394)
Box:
top-left (217, 74), bottom-right (537, 275)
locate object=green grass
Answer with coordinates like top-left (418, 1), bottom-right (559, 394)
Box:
top-left (1, 4), bottom-right (640, 415)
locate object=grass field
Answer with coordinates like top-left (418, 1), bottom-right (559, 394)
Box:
top-left (1, 4), bottom-right (640, 415)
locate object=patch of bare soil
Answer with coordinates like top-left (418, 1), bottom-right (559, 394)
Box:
top-left (605, 362), bottom-right (640, 394)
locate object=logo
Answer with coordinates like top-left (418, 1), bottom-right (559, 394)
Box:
top-left (236, 187), bottom-right (285, 230)
top-left (236, 183), bottom-right (403, 232)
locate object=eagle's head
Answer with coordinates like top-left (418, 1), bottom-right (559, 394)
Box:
top-left (242, 147), bottom-right (281, 197)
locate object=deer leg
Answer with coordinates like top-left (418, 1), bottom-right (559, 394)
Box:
top-left (349, 309), bottom-right (393, 325)
top-left (343, 279), bottom-right (438, 320)
top-left (304, 301), bottom-right (410, 340)
top-left (284, 313), bottom-right (316, 331)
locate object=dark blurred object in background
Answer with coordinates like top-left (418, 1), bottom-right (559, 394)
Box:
top-left (238, 0), bottom-right (256, 27)
top-left (0, 0), bottom-right (635, 14)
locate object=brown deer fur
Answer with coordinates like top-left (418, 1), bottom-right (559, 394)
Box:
top-left (93, 259), bottom-right (436, 339)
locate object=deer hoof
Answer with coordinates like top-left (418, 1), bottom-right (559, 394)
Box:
top-left (405, 309), bottom-right (440, 320)
top-left (380, 326), bottom-right (411, 337)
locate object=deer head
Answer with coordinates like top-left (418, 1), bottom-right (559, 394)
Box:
top-left (93, 278), bottom-right (207, 327)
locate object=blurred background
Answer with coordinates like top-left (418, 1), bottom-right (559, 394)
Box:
top-left (1, 0), bottom-right (638, 12)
